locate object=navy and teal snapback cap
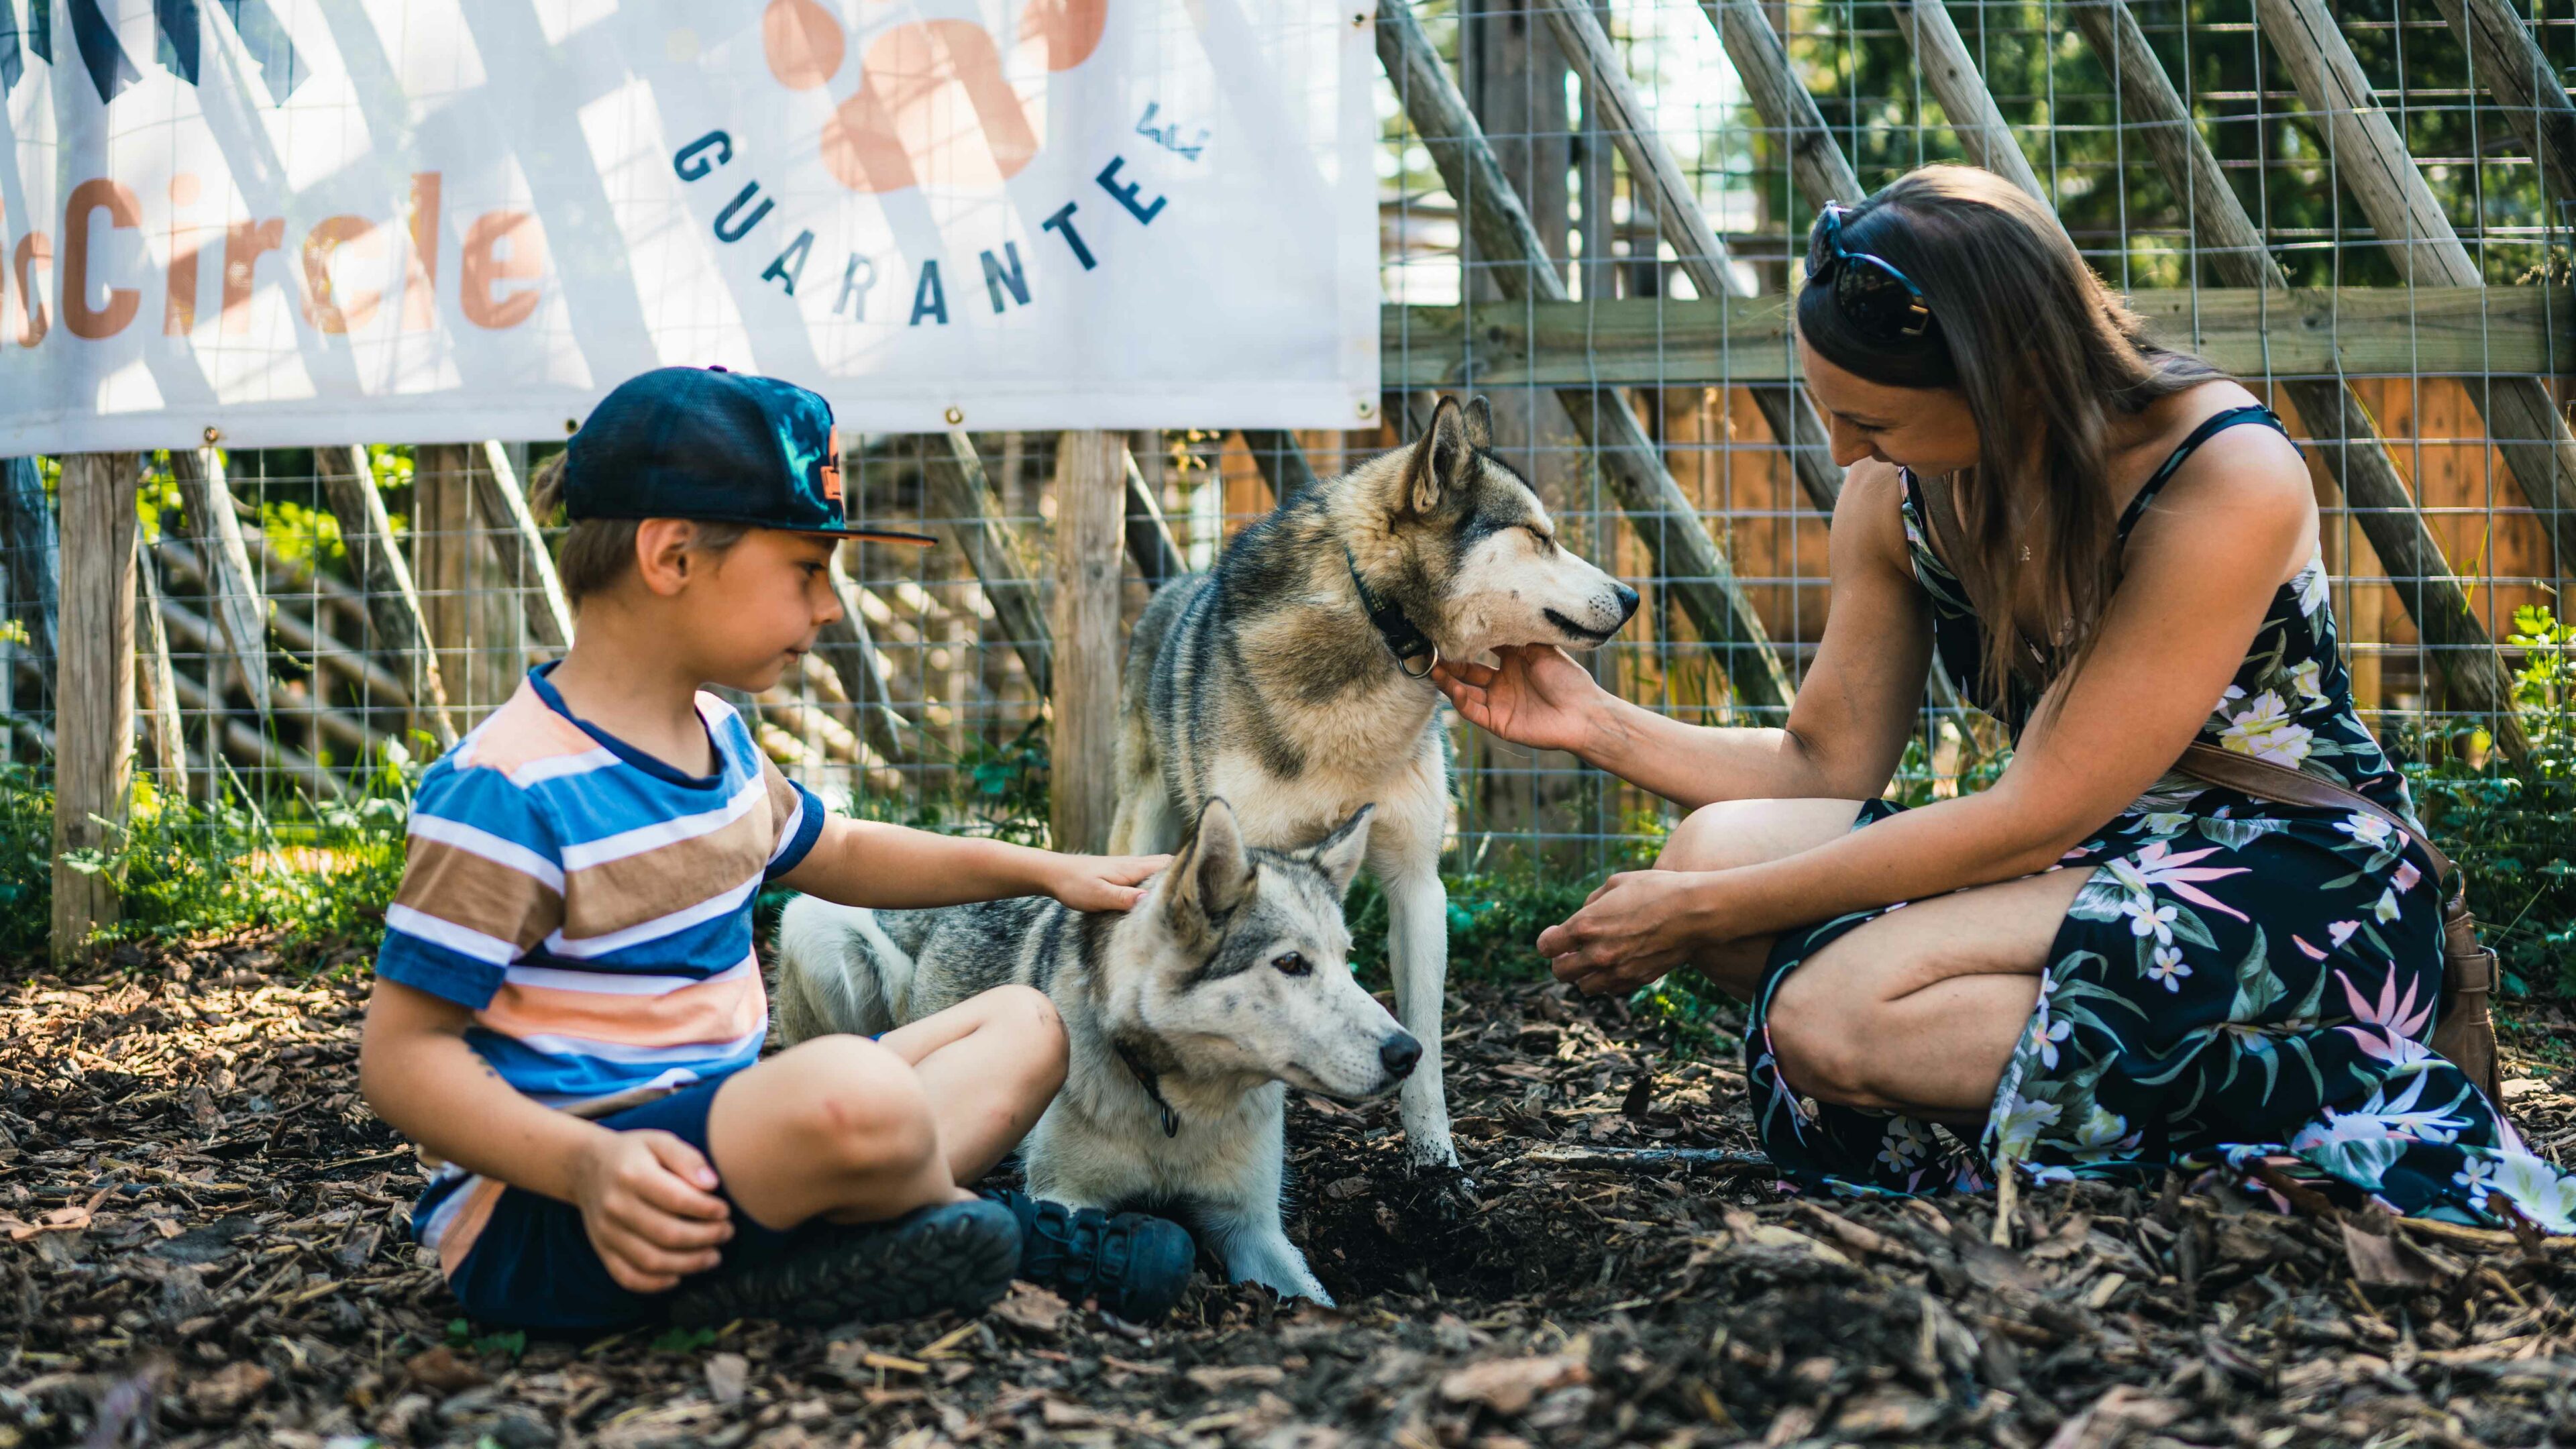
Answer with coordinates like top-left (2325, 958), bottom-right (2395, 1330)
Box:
top-left (562, 367), bottom-right (933, 547)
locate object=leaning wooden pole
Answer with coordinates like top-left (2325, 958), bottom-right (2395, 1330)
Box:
top-left (0, 458), bottom-right (58, 677)
top-left (2430, 0), bottom-right (2576, 207)
top-left (2065, 0), bottom-right (2528, 760)
top-left (1124, 451), bottom-right (1186, 590)
top-left (317, 446), bottom-right (458, 750)
top-left (1240, 429), bottom-right (1322, 507)
top-left (133, 537), bottom-right (189, 797)
top-left (472, 439), bottom-right (576, 653)
top-left (53, 453), bottom-right (138, 957)
top-left (1886, 1), bottom-right (2049, 200)
top-left (2256, 0), bottom-right (2576, 576)
top-left (814, 551), bottom-right (912, 768)
top-left (166, 445), bottom-right (274, 728)
top-left (920, 432), bottom-right (1054, 698)
top-left (1538, 0), bottom-right (1842, 513)
top-left (1052, 431), bottom-right (1126, 855)
top-left (1379, 0), bottom-right (1796, 711)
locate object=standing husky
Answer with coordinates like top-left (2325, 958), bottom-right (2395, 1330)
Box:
top-left (775, 800), bottom-right (1408, 1303)
top-left (1108, 396), bottom-right (1640, 1171)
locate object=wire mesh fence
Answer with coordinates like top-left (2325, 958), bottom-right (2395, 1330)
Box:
top-left (1, 0), bottom-right (2569, 888)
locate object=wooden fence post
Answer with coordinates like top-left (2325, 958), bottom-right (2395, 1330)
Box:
top-left (317, 445), bottom-right (458, 750)
top-left (2063, 0), bottom-right (2529, 763)
top-left (2257, 0), bottom-right (2576, 578)
top-left (167, 445), bottom-right (274, 729)
top-left (1378, 0), bottom-right (1796, 712)
top-left (1051, 431), bottom-right (1125, 854)
top-left (921, 432), bottom-right (1054, 697)
top-left (414, 445), bottom-right (488, 717)
top-left (1536, 0), bottom-right (1843, 515)
top-left (53, 453), bottom-right (137, 958)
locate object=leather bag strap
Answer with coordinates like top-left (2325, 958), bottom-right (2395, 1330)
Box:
top-left (2174, 742), bottom-right (2453, 887)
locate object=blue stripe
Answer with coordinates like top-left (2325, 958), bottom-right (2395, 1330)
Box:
top-left (411, 755), bottom-right (561, 854)
top-left (534, 910), bottom-right (756, 971)
top-left (464, 1028), bottom-right (762, 1102)
top-left (522, 757), bottom-right (763, 849)
top-left (376, 934), bottom-right (506, 1011)
top-left (767, 782), bottom-right (826, 880)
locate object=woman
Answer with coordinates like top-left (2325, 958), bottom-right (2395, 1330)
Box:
top-left (1435, 166), bottom-right (2573, 1225)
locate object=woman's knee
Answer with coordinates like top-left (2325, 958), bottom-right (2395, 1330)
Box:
top-left (1764, 974), bottom-right (1886, 1110)
top-left (1660, 798), bottom-right (1864, 873)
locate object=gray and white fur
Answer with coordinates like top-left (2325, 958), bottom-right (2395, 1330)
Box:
top-left (775, 800), bottom-right (1409, 1304)
top-left (1106, 395), bottom-right (1640, 1171)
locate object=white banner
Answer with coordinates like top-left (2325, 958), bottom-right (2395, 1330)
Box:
top-left (0, 0), bottom-right (1380, 451)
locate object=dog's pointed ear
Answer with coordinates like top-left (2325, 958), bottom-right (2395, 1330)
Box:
top-left (1404, 396), bottom-right (1477, 515)
top-left (1306, 804), bottom-right (1375, 898)
top-left (1168, 798), bottom-right (1256, 932)
top-left (1462, 395), bottom-right (1493, 449)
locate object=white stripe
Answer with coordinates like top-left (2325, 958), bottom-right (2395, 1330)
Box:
top-left (502, 953), bottom-right (757, 997)
top-left (531, 1066), bottom-right (706, 1110)
top-left (415, 1172), bottom-right (489, 1251)
top-left (541, 873), bottom-right (761, 959)
top-left (509, 747), bottom-right (620, 788)
top-left (767, 792), bottom-right (806, 865)
top-left (559, 778), bottom-right (763, 871)
top-left (408, 813), bottom-right (565, 892)
top-left (506, 1018), bottom-right (768, 1067)
top-left (386, 903), bottom-right (523, 965)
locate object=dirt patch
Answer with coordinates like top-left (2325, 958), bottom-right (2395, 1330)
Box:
top-left (7, 939), bottom-right (2576, 1446)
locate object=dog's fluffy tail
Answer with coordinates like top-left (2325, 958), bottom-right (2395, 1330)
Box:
top-left (772, 896), bottom-right (920, 1044)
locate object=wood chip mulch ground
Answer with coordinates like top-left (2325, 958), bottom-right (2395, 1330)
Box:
top-left (7, 935), bottom-right (2576, 1448)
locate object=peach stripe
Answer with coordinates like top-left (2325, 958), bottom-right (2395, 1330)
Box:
top-left (460, 687), bottom-right (600, 774)
top-left (476, 971), bottom-right (767, 1049)
top-left (437, 1177), bottom-right (508, 1279)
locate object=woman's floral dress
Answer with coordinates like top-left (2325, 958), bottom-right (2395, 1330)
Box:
top-left (1743, 406), bottom-right (2576, 1228)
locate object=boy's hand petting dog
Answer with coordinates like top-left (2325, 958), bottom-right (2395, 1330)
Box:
top-left (570, 1128), bottom-right (735, 1293)
top-left (1045, 853), bottom-right (1173, 913)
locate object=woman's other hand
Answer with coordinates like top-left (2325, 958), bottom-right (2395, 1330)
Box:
top-left (1536, 869), bottom-right (1719, 996)
top-left (1430, 645), bottom-right (1611, 756)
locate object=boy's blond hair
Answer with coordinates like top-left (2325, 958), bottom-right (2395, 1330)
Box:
top-left (527, 453), bottom-right (749, 607)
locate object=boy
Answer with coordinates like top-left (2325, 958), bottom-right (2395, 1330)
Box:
top-left (360, 367), bottom-right (1194, 1331)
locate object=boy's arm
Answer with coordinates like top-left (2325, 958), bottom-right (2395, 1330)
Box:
top-left (359, 978), bottom-right (733, 1292)
top-left (775, 816), bottom-right (1167, 912)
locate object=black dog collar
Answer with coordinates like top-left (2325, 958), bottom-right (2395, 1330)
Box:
top-left (1344, 548), bottom-right (1439, 679)
top-left (1116, 1040), bottom-right (1183, 1138)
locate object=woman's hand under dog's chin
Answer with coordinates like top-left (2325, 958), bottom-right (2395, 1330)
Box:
top-left (1536, 868), bottom-right (1729, 997)
top-left (1430, 645), bottom-right (1614, 757)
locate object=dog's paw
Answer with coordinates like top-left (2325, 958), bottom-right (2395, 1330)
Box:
top-left (1402, 1159), bottom-right (1481, 1222)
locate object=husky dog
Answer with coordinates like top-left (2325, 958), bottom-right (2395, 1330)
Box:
top-left (774, 800), bottom-right (1407, 1303)
top-left (1107, 396), bottom-right (1640, 1171)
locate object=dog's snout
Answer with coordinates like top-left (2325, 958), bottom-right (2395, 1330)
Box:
top-left (1379, 1034), bottom-right (1423, 1080)
top-left (1611, 583), bottom-right (1641, 622)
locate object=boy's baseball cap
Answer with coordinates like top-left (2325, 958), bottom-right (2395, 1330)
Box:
top-left (561, 367), bottom-right (934, 547)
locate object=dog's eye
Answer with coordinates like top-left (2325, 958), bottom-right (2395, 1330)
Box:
top-left (1523, 525), bottom-right (1554, 551)
top-left (1272, 952), bottom-right (1311, 977)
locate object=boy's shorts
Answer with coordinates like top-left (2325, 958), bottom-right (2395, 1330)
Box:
top-left (414, 1076), bottom-right (822, 1331)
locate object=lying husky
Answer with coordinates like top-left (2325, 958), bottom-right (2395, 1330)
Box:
top-left (774, 800), bottom-right (1406, 1304)
top-left (1108, 396), bottom-right (1639, 1171)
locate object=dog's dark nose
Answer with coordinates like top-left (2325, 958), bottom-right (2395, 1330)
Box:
top-left (1612, 583), bottom-right (1641, 622)
top-left (1380, 1034), bottom-right (1422, 1079)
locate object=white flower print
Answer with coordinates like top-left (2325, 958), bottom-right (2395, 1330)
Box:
top-left (1875, 1118), bottom-right (1932, 1172)
top-left (2483, 1151), bottom-right (2576, 1234)
top-left (2392, 859), bottom-right (2422, 896)
top-left (2218, 690), bottom-right (2316, 766)
top-left (2328, 920), bottom-right (2362, 950)
top-left (1991, 1091), bottom-right (2063, 1160)
top-left (2145, 945), bottom-right (2191, 992)
top-left (2119, 892), bottom-right (2179, 946)
top-left (2030, 1014), bottom-right (2075, 1070)
top-left (2296, 553), bottom-right (2330, 618)
top-left (2288, 659), bottom-right (2328, 704)
top-left (2373, 886), bottom-right (2404, 924)
top-left (2334, 812), bottom-right (2395, 849)
top-left (2140, 811), bottom-right (2193, 838)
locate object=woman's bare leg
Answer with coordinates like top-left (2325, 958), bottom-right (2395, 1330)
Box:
top-left (702, 986), bottom-right (1069, 1230)
top-left (1654, 798), bottom-right (1870, 1001)
top-left (1765, 866), bottom-right (2090, 1119)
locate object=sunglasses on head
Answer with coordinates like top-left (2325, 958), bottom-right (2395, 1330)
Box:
top-left (1807, 203), bottom-right (1935, 342)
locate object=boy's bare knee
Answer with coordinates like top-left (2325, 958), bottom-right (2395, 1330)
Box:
top-left (990, 985), bottom-right (1069, 1085)
top-left (782, 1038), bottom-right (942, 1175)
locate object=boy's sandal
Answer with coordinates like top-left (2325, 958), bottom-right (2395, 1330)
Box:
top-left (667, 1197), bottom-right (1020, 1328)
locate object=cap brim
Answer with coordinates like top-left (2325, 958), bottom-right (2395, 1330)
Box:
top-left (813, 527), bottom-right (938, 546)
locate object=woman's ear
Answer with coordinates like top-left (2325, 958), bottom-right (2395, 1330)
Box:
top-left (633, 519), bottom-right (699, 597)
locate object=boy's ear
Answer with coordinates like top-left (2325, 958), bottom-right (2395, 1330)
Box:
top-left (633, 518), bottom-right (700, 596)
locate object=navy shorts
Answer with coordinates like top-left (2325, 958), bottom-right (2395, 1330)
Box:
top-left (416, 1077), bottom-right (821, 1332)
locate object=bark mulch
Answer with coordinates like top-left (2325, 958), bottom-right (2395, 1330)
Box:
top-left (7, 936), bottom-right (2576, 1448)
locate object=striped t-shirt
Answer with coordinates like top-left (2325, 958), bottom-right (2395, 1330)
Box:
top-left (380, 665), bottom-right (824, 1270)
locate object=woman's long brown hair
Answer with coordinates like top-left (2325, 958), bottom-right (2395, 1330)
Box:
top-left (1796, 164), bottom-right (2225, 712)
